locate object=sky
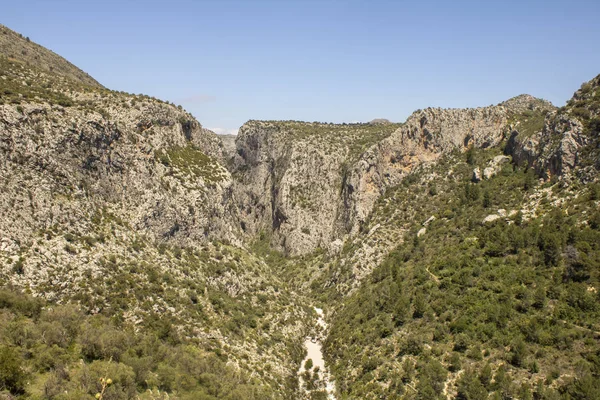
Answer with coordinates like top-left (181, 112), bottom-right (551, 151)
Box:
top-left (3, 0), bottom-right (600, 135)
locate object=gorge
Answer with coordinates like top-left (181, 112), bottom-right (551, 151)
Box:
top-left (0, 22), bottom-right (600, 400)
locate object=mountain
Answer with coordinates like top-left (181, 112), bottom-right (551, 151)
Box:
top-left (0, 24), bottom-right (102, 88)
top-left (0, 24), bottom-right (599, 400)
top-left (0, 27), bottom-right (307, 399)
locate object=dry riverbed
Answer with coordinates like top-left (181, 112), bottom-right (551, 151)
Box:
top-left (298, 307), bottom-right (336, 399)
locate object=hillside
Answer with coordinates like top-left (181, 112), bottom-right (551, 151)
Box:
top-left (0, 24), bottom-right (102, 88)
top-left (0, 24), bottom-right (599, 400)
top-left (0, 28), bottom-right (309, 399)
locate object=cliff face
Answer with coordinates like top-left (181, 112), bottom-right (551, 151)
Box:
top-left (0, 54), bottom-right (245, 290)
top-left (233, 96), bottom-right (557, 255)
top-left (506, 75), bottom-right (600, 182)
top-left (232, 120), bottom-right (401, 255)
top-left (0, 92), bottom-right (237, 250)
top-left (0, 35), bottom-right (307, 396)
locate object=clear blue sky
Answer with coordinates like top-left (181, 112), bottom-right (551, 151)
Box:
top-left (3, 0), bottom-right (600, 134)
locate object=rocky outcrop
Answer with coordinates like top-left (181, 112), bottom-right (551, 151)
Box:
top-left (218, 134), bottom-right (238, 158)
top-left (232, 121), bottom-right (354, 255)
top-left (342, 106), bottom-right (509, 236)
top-left (483, 155), bottom-right (511, 179)
top-left (0, 96), bottom-right (240, 252)
top-left (505, 75), bottom-right (600, 180)
top-left (233, 97), bottom-right (553, 255)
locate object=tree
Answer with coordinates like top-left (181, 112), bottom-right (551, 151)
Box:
top-left (456, 369), bottom-right (488, 400)
top-left (412, 292), bottom-right (427, 319)
top-left (479, 363), bottom-right (492, 388)
top-left (483, 190), bottom-right (492, 208)
top-left (524, 170), bottom-right (535, 190)
top-left (466, 146), bottom-right (476, 165)
top-left (0, 345), bottom-right (26, 394)
top-left (304, 359), bottom-right (313, 370)
top-left (449, 352), bottom-right (461, 372)
top-left (510, 339), bottom-right (527, 368)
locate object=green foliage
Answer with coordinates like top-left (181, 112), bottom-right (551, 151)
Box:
top-left (511, 109), bottom-right (547, 138)
top-left (0, 285), bottom-right (284, 399)
top-left (322, 147), bottom-right (600, 397)
top-left (0, 56), bottom-right (78, 106)
top-left (0, 345), bottom-right (26, 394)
top-left (244, 120), bottom-right (402, 162)
top-left (456, 369), bottom-right (488, 400)
top-left (466, 146), bottom-right (476, 165)
top-left (305, 358), bottom-right (314, 370)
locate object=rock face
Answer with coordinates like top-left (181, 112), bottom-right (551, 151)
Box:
top-left (0, 88), bottom-right (240, 254)
top-left (232, 121), bottom-right (368, 255)
top-left (483, 155), bottom-right (511, 179)
top-left (0, 37), bottom-right (307, 396)
top-left (233, 97), bottom-right (555, 255)
top-left (343, 106), bottom-right (510, 237)
top-left (218, 134), bottom-right (238, 158)
top-left (1, 22), bottom-right (598, 261)
top-left (506, 76), bottom-right (600, 181)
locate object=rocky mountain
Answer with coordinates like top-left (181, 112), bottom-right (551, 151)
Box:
top-left (232, 95), bottom-right (555, 256)
top-left (0, 24), bottom-right (101, 88)
top-left (0, 30), bottom-right (308, 399)
top-left (1, 24), bottom-right (599, 400)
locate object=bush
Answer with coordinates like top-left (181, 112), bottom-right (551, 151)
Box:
top-left (456, 369), bottom-right (488, 400)
top-left (0, 346), bottom-right (26, 394)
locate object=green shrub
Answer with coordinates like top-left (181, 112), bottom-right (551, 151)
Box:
top-left (0, 345), bottom-right (26, 394)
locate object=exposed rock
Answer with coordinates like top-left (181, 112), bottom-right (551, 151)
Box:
top-left (483, 155), bottom-right (511, 179)
top-left (472, 167), bottom-right (482, 182)
top-left (424, 215), bottom-right (436, 226)
top-left (232, 120), bottom-right (400, 255)
top-left (369, 118), bottom-right (392, 125)
top-left (0, 96), bottom-right (239, 251)
top-left (483, 214), bottom-right (501, 223)
top-left (499, 94), bottom-right (555, 113)
top-left (341, 102), bottom-right (534, 239)
top-left (233, 96), bottom-right (555, 255)
top-left (218, 134), bottom-right (238, 158)
top-left (506, 74), bottom-right (600, 180)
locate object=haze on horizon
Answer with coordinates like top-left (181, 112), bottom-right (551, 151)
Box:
top-left (3, 0), bottom-right (600, 135)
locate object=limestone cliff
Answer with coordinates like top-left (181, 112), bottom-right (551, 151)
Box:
top-left (506, 74), bottom-right (600, 182)
top-left (232, 120), bottom-right (400, 255)
top-left (233, 96), bottom-right (556, 255)
top-left (0, 54), bottom-right (243, 286)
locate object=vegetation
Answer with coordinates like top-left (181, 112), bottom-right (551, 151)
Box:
top-left (509, 109), bottom-right (547, 138)
top-left (0, 287), bottom-right (280, 399)
top-left (0, 56), bottom-right (77, 106)
top-left (244, 120), bottom-right (402, 162)
top-left (2, 24), bottom-right (600, 400)
top-left (318, 146), bottom-right (600, 399)
top-left (157, 146), bottom-right (227, 184)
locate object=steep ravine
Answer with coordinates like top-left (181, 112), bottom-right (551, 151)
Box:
top-left (2, 23), bottom-right (600, 398)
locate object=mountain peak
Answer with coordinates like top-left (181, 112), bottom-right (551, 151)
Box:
top-left (499, 94), bottom-right (555, 113)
